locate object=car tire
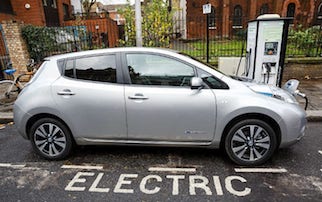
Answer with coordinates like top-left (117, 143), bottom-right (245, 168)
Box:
top-left (30, 118), bottom-right (73, 160)
top-left (224, 119), bottom-right (277, 166)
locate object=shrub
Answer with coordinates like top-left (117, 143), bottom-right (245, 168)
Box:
top-left (288, 25), bottom-right (321, 57)
top-left (119, 0), bottom-right (173, 47)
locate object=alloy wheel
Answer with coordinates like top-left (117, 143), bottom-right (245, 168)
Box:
top-left (230, 124), bottom-right (271, 162)
top-left (33, 123), bottom-right (67, 157)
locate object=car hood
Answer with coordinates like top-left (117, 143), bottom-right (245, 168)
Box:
top-left (233, 77), bottom-right (298, 104)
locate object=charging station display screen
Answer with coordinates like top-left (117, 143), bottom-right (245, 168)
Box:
top-left (264, 42), bottom-right (278, 55)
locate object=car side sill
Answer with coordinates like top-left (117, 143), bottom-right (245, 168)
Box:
top-left (76, 138), bottom-right (212, 147)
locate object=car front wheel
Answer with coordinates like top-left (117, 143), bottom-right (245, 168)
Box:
top-left (225, 119), bottom-right (277, 166)
top-left (30, 118), bottom-right (73, 160)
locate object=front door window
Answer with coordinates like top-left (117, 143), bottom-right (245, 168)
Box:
top-left (126, 54), bottom-right (195, 87)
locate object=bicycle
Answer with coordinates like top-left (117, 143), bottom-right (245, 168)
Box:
top-left (0, 59), bottom-right (37, 105)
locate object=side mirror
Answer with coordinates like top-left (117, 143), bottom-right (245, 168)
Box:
top-left (191, 77), bottom-right (203, 90)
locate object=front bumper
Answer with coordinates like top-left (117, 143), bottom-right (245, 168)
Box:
top-left (279, 104), bottom-right (307, 148)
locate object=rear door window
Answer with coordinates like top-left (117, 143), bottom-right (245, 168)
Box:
top-left (64, 54), bottom-right (117, 83)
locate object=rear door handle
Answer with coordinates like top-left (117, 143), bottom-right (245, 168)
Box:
top-left (57, 89), bottom-right (75, 96)
top-left (128, 93), bottom-right (148, 100)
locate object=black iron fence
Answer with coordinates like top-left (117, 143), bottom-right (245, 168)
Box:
top-left (22, 19), bottom-right (119, 62)
top-left (286, 25), bottom-right (322, 57)
top-left (20, 16), bottom-right (322, 63)
top-left (169, 16), bottom-right (322, 61)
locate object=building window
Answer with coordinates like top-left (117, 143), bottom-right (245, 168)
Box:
top-left (318, 3), bottom-right (322, 19)
top-left (287, 3), bottom-right (296, 23)
top-left (233, 5), bottom-right (243, 28)
top-left (63, 4), bottom-right (69, 20)
top-left (208, 6), bottom-right (216, 28)
top-left (260, 4), bottom-right (269, 15)
top-left (0, 0), bottom-right (14, 14)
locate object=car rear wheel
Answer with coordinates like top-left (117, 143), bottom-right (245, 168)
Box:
top-left (225, 119), bottom-right (277, 166)
top-left (30, 118), bottom-right (73, 160)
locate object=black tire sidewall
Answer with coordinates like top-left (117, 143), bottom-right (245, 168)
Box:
top-left (30, 118), bottom-right (73, 160)
top-left (225, 119), bottom-right (277, 166)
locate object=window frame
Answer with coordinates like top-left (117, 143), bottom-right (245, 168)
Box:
top-left (287, 3), bottom-right (296, 23)
top-left (259, 3), bottom-right (269, 15)
top-left (233, 5), bottom-right (243, 28)
top-left (208, 6), bottom-right (216, 29)
top-left (60, 53), bottom-right (123, 84)
top-left (122, 52), bottom-right (198, 88)
top-left (0, 0), bottom-right (14, 14)
top-left (63, 3), bottom-right (70, 20)
top-left (317, 3), bottom-right (322, 19)
top-left (51, 0), bottom-right (57, 9)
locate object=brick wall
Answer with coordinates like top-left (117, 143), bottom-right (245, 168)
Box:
top-left (1, 21), bottom-right (30, 74)
top-left (0, 0), bottom-right (46, 26)
top-left (186, 0), bottom-right (317, 39)
top-left (0, 0), bottom-right (73, 27)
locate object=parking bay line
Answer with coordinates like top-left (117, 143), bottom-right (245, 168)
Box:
top-left (61, 165), bottom-right (104, 170)
top-left (0, 163), bottom-right (26, 169)
top-left (148, 167), bottom-right (196, 173)
top-left (234, 168), bottom-right (287, 173)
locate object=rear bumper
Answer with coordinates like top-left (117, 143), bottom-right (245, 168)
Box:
top-left (13, 104), bottom-right (31, 140)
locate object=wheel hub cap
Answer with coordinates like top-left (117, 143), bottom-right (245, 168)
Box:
top-left (247, 140), bottom-right (254, 147)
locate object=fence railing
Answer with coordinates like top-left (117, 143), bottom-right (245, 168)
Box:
top-left (21, 17), bottom-right (322, 62)
top-left (169, 17), bottom-right (322, 60)
top-left (22, 19), bottom-right (119, 62)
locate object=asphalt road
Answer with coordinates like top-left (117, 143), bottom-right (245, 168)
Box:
top-left (0, 122), bottom-right (321, 202)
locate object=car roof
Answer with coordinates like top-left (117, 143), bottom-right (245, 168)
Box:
top-left (44, 47), bottom-right (179, 61)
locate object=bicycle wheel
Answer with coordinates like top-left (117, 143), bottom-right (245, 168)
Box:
top-left (0, 80), bottom-right (19, 105)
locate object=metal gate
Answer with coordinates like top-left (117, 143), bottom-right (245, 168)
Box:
top-left (0, 24), bottom-right (10, 80)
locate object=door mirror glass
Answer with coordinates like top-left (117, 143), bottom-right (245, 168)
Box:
top-left (191, 77), bottom-right (203, 89)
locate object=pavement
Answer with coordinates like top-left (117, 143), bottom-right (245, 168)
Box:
top-left (0, 79), bottom-right (321, 124)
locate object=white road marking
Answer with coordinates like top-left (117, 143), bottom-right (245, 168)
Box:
top-left (318, 150), bottom-right (322, 155)
top-left (61, 165), bottom-right (103, 170)
top-left (148, 167), bottom-right (196, 173)
top-left (234, 168), bottom-right (287, 173)
top-left (0, 163), bottom-right (26, 169)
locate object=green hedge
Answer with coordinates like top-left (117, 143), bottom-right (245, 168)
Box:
top-left (21, 25), bottom-right (59, 61)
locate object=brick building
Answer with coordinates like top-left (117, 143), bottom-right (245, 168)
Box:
top-left (174, 0), bottom-right (322, 39)
top-left (0, 0), bottom-right (72, 27)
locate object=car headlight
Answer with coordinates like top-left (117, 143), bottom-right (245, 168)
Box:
top-left (269, 86), bottom-right (298, 104)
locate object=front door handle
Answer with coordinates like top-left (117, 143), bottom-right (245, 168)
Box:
top-left (128, 93), bottom-right (148, 100)
top-left (57, 89), bottom-right (75, 96)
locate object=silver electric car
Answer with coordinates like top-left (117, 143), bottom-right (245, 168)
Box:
top-left (13, 48), bottom-right (306, 165)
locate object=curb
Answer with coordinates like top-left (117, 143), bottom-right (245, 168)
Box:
top-left (306, 110), bottom-right (322, 122)
top-left (1, 111), bottom-right (322, 124)
top-left (0, 112), bottom-right (14, 124)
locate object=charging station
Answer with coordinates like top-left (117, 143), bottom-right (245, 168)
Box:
top-left (244, 14), bottom-right (290, 87)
